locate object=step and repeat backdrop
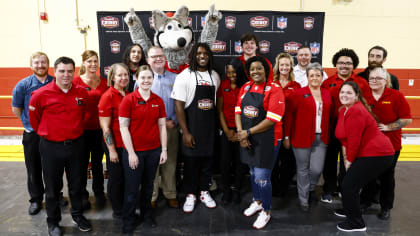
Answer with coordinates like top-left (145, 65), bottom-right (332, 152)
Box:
top-left (97, 10), bottom-right (324, 77)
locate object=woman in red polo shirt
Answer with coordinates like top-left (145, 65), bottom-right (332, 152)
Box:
top-left (334, 81), bottom-right (394, 232)
top-left (119, 65), bottom-right (167, 234)
top-left (73, 50), bottom-right (109, 209)
top-left (217, 62), bottom-right (247, 205)
top-left (283, 62), bottom-right (332, 211)
top-left (98, 63), bottom-right (130, 219)
top-left (271, 52), bottom-right (301, 197)
top-left (361, 67), bottom-right (412, 220)
top-left (235, 56), bottom-right (285, 229)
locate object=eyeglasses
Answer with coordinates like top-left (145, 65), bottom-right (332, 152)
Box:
top-left (149, 55), bottom-right (165, 59)
top-left (368, 77), bottom-right (385, 82)
top-left (337, 61), bottom-right (353, 66)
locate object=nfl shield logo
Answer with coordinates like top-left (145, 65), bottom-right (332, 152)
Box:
top-left (310, 42), bottom-right (320, 55)
top-left (235, 41), bottom-right (243, 54)
top-left (201, 16), bottom-right (206, 28)
top-left (277, 17), bottom-right (287, 30)
top-left (304, 17), bottom-right (314, 30)
top-left (225, 16), bottom-right (236, 29)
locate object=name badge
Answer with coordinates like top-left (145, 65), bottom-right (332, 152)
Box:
top-left (85, 87), bottom-right (91, 91)
top-left (137, 101), bottom-right (146, 105)
top-left (303, 93), bottom-right (311, 98)
top-left (329, 83), bottom-right (336, 88)
top-left (224, 88), bottom-right (231, 92)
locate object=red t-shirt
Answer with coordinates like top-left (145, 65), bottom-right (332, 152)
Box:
top-left (217, 79), bottom-right (240, 128)
top-left (119, 90), bottom-right (166, 151)
top-left (235, 81), bottom-right (285, 144)
top-left (29, 80), bottom-right (89, 142)
top-left (367, 88), bottom-right (411, 151)
top-left (98, 87), bottom-right (128, 148)
top-left (321, 73), bottom-right (371, 121)
top-left (284, 87), bottom-right (332, 148)
top-left (73, 76), bottom-right (108, 130)
top-left (335, 102), bottom-right (394, 163)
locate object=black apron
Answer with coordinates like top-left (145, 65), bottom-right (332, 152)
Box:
top-left (181, 71), bottom-right (216, 157)
top-left (240, 82), bottom-right (274, 169)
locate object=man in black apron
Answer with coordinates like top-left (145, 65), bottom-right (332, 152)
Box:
top-left (171, 43), bottom-right (220, 213)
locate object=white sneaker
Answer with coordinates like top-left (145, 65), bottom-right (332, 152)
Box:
top-left (243, 201), bottom-right (263, 217)
top-left (253, 211), bottom-right (271, 229)
top-left (200, 191), bottom-right (216, 208)
top-left (183, 194), bottom-right (196, 213)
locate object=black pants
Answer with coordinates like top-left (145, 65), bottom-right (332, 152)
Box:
top-left (122, 148), bottom-right (160, 232)
top-left (22, 131), bottom-right (44, 204)
top-left (183, 155), bottom-right (212, 195)
top-left (40, 136), bottom-right (85, 225)
top-left (322, 136), bottom-right (344, 194)
top-left (81, 129), bottom-right (104, 198)
top-left (360, 151), bottom-right (401, 210)
top-left (103, 142), bottom-right (124, 215)
top-left (219, 130), bottom-right (246, 192)
top-left (341, 156), bottom-right (393, 225)
top-left (273, 144), bottom-right (296, 194)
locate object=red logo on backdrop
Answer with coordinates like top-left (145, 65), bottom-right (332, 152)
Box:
top-left (201, 16), bottom-right (206, 27)
top-left (101, 16), bottom-right (119, 28)
top-left (211, 40), bottom-right (227, 53)
top-left (250, 16), bottom-right (269, 28)
top-left (149, 17), bottom-right (155, 29)
top-left (104, 66), bottom-right (111, 75)
top-left (244, 106), bottom-right (259, 118)
top-left (188, 17), bottom-right (193, 27)
top-left (284, 42), bottom-right (302, 54)
top-left (225, 16), bottom-right (236, 29)
top-left (110, 40), bottom-right (121, 54)
top-left (304, 17), bottom-right (314, 30)
top-left (198, 99), bottom-right (213, 110)
top-left (259, 40), bottom-right (270, 54)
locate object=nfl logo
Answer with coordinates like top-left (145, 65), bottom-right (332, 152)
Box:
top-left (235, 41), bottom-right (243, 54)
top-left (310, 42), bottom-right (320, 55)
top-left (277, 17), bottom-right (287, 30)
top-left (304, 17), bottom-right (314, 30)
top-left (201, 16), bottom-right (206, 28)
top-left (225, 16), bottom-right (236, 29)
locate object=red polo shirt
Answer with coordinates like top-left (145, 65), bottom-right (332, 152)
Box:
top-left (235, 81), bottom-right (285, 144)
top-left (280, 80), bottom-right (301, 98)
top-left (335, 102), bottom-right (394, 163)
top-left (98, 87), bottom-right (128, 148)
top-left (29, 80), bottom-right (89, 142)
top-left (73, 76), bottom-right (108, 130)
top-left (321, 73), bottom-right (371, 121)
top-left (367, 88), bottom-right (411, 151)
top-left (237, 54), bottom-right (274, 82)
top-left (119, 90), bottom-right (166, 151)
top-left (284, 87), bottom-right (332, 148)
top-left (217, 79), bottom-right (240, 128)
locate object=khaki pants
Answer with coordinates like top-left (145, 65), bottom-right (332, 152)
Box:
top-left (151, 126), bottom-right (178, 201)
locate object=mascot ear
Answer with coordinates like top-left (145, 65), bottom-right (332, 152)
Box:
top-left (174, 5), bottom-right (189, 26)
top-left (152, 10), bottom-right (167, 31)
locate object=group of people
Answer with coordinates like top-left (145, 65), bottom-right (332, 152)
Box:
top-left (11, 33), bottom-right (412, 235)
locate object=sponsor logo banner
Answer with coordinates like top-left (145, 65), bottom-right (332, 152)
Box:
top-left (284, 41), bottom-right (302, 54)
top-left (259, 40), bottom-right (270, 54)
top-left (250, 16), bottom-right (269, 28)
top-left (235, 41), bottom-right (243, 54)
top-left (277, 16), bottom-right (287, 30)
top-left (101, 16), bottom-right (119, 28)
top-left (310, 42), bottom-right (320, 55)
top-left (211, 40), bottom-right (227, 53)
top-left (304, 17), bottom-right (314, 30)
top-left (225, 16), bottom-right (236, 29)
top-left (244, 105), bottom-right (259, 118)
top-left (198, 99), bottom-right (213, 110)
top-left (110, 40), bottom-right (121, 54)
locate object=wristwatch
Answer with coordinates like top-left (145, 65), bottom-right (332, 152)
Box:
top-left (247, 129), bottom-right (251, 136)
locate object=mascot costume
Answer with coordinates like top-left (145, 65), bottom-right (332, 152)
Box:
top-left (124, 5), bottom-right (222, 73)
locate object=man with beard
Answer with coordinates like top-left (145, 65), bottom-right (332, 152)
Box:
top-left (358, 45), bottom-right (399, 90)
top-left (12, 52), bottom-right (54, 215)
top-left (171, 43), bottom-right (220, 213)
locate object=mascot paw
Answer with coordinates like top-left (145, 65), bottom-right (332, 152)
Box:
top-left (207, 4), bottom-right (222, 24)
top-left (124, 8), bottom-right (141, 27)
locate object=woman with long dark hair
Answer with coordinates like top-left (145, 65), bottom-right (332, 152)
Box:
top-left (122, 44), bottom-right (147, 92)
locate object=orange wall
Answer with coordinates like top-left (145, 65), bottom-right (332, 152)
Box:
top-left (1, 67), bottom-right (419, 135)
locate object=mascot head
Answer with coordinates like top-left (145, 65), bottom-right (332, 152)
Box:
top-left (152, 6), bottom-right (193, 69)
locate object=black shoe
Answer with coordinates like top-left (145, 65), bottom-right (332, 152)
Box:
top-left (334, 208), bottom-right (346, 218)
top-left (59, 193), bottom-right (68, 207)
top-left (95, 193), bottom-right (106, 207)
top-left (337, 219), bottom-right (366, 232)
top-left (28, 202), bottom-right (42, 215)
top-left (360, 203), bottom-right (371, 214)
top-left (48, 224), bottom-right (62, 236)
top-left (221, 190), bottom-right (232, 206)
top-left (231, 190), bottom-right (241, 204)
top-left (378, 208), bottom-right (390, 220)
top-left (72, 215), bottom-right (92, 232)
top-left (82, 198), bottom-right (91, 210)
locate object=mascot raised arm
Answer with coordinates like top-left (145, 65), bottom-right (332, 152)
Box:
top-left (124, 5), bottom-right (222, 72)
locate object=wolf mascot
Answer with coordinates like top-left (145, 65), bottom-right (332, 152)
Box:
top-left (124, 5), bottom-right (222, 72)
